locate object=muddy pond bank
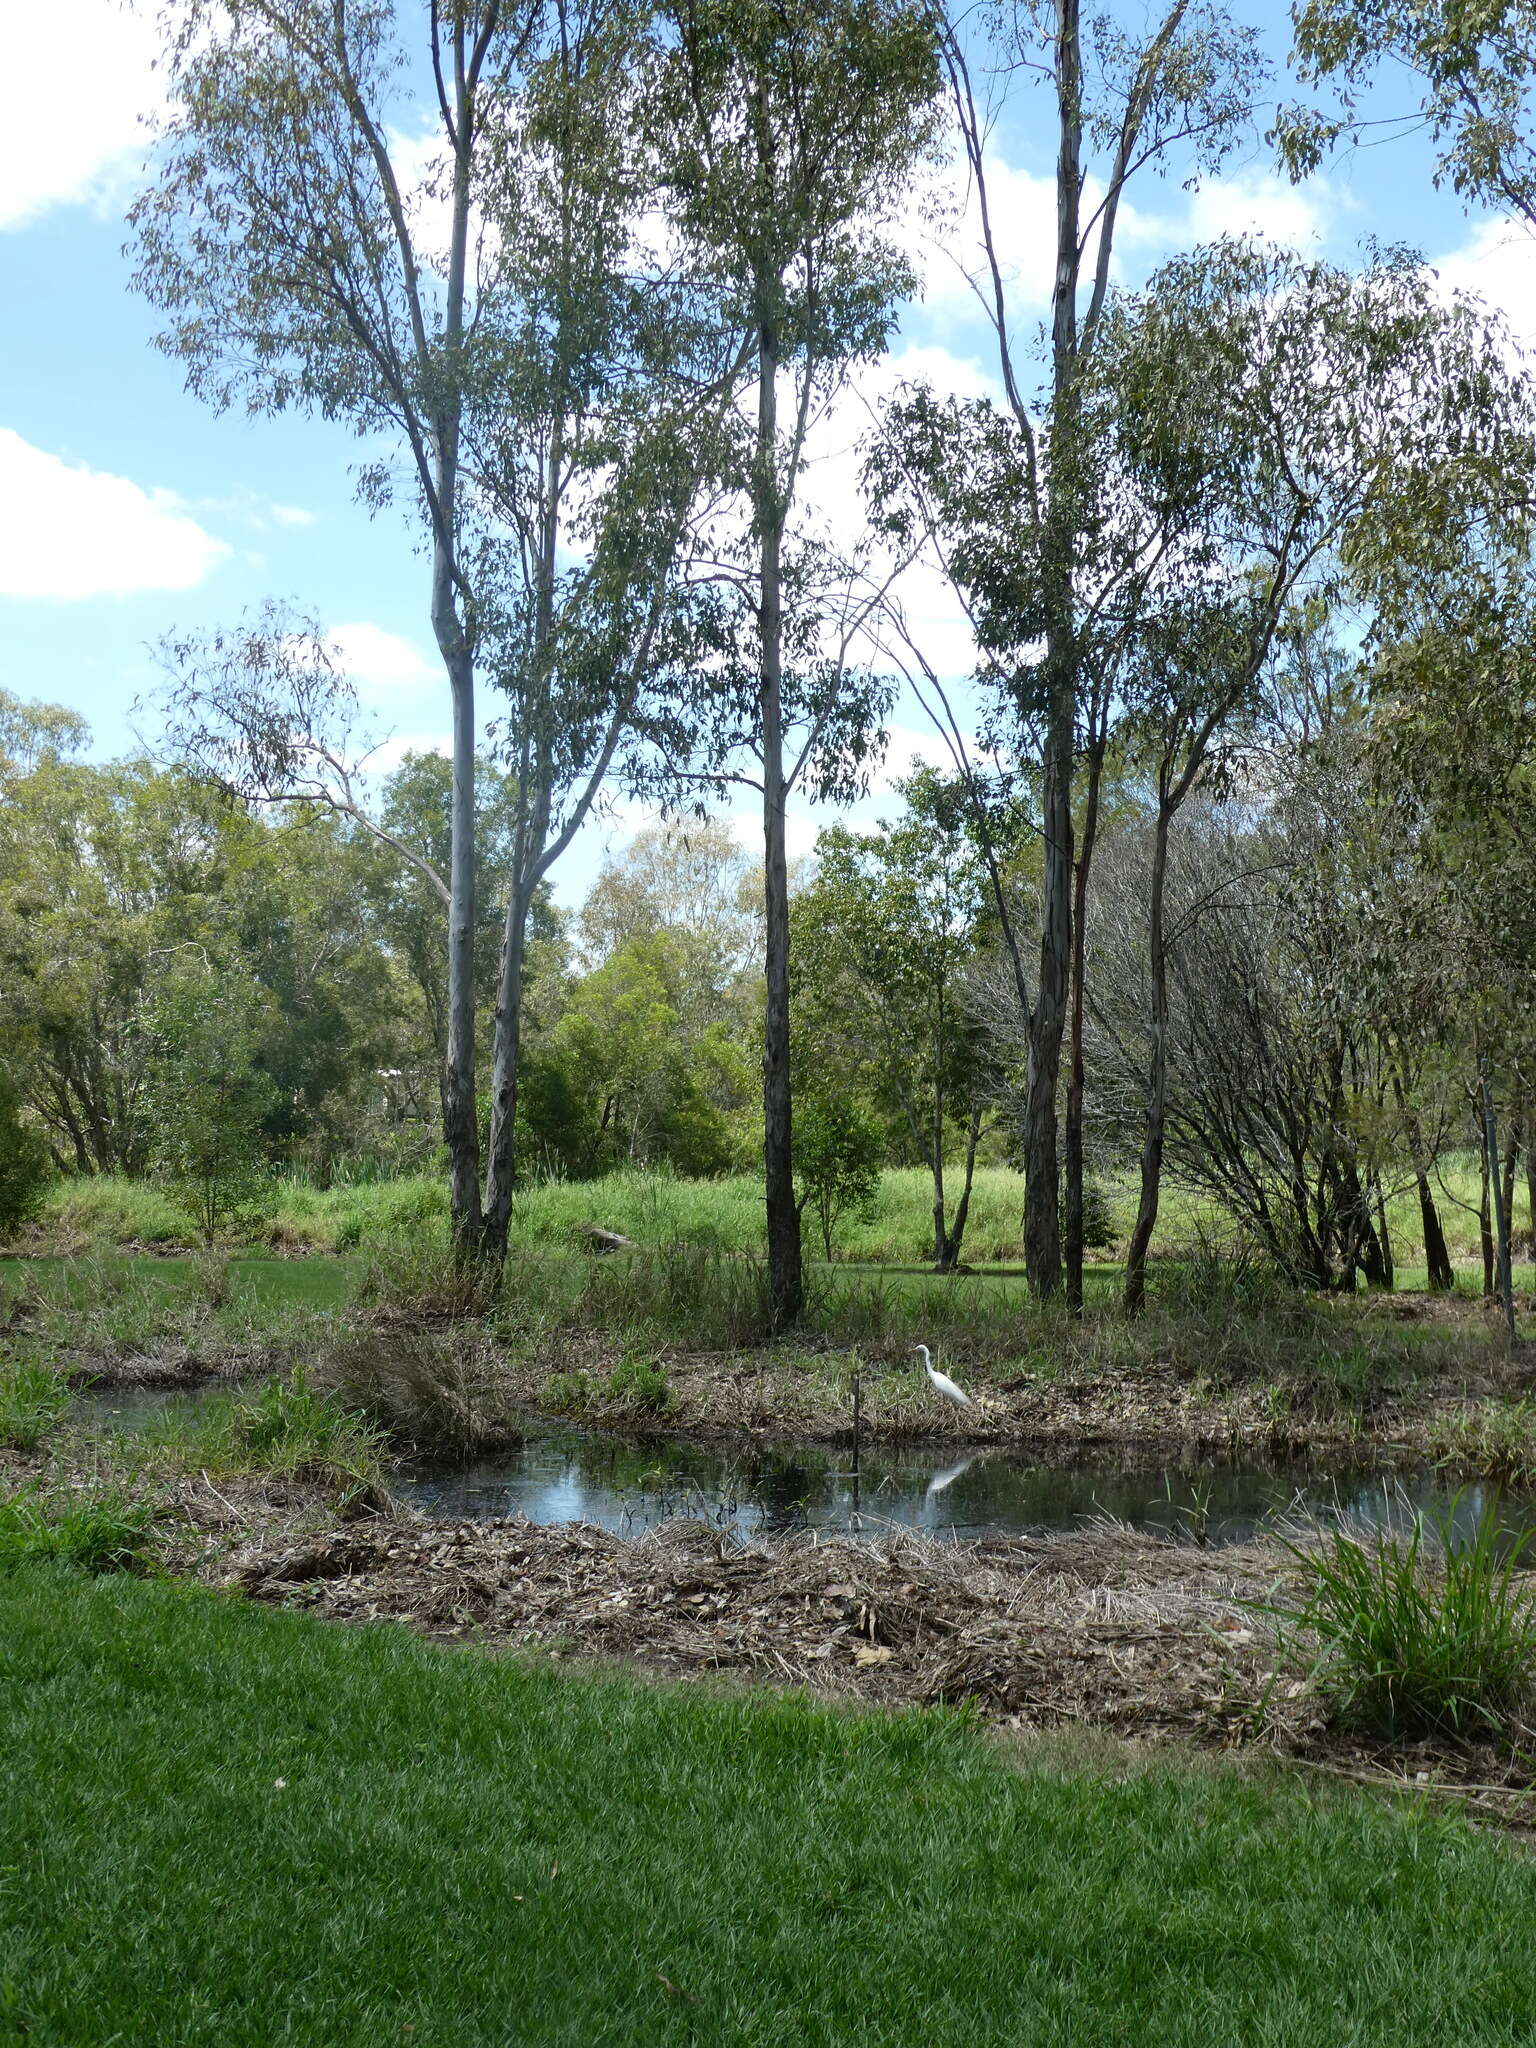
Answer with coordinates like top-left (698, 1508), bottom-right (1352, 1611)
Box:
top-left (58, 1310), bottom-right (1536, 1480)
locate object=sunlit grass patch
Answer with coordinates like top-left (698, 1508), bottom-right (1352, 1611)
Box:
top-left (7, 1570), bottom-right (1536, 2045)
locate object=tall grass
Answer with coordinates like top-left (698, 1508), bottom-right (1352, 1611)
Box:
top-left (1427, 1401), bottom-right (1536, 1485)
top-left (121, 1369), bottom-right (388, 1512)
top-left (0, 1359), bottom-right (70, 1450)
top-left (28, 1155), bottom-right (1535, 1278)
top-left (0, 1483), bottom-right (157, 1573)
top-left (1264, 1498), bottom-right (1536, 1740)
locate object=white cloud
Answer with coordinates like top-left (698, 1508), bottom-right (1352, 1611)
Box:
top-left (595, 793), bottom-right (663, 844)
top-left (904, 151), bottom-right (1167, 328)
top-left (270, 503), bottom-right (316, 529)
top-left (727, 805), bottom-right (819, 862)
top-left (0, 428), bottom-right (228, 600)
top-left (778, 346), bottom-right (990, 686)
top-left (1432, 216), bottom-right (1536, 348)
top-left (325, 621), bottom-right (437, 695)
top-left (797, 341), bottom-right (994, 533)
top-left (905, 155), bottom-right (1061, 316)
top-left (0, 5), bottom-right (163, 230)
top-left (870, 721), bottom-right (962, 792)
top-left (903, 152), bottom-right (1339, 335)
top-left (1182, 170), bottom-right (1333, 253)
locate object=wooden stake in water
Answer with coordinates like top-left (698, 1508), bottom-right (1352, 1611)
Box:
top-left (851, 1364), bottom-right (862, 1516)
top-left (1481, 1058), bottom-right (1518, 1351)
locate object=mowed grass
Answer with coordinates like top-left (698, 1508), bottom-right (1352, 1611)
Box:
top-left (7, 1570), bottom-right (1536, 2048)
top-left (0, 1254), bottom-right (354, 1317)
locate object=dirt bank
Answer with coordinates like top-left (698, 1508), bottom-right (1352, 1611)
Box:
top-left (313, 1314), bottom-right (1536, 1469)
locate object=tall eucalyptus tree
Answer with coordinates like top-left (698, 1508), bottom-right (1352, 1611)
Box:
top-left (132, 0), bottom-right (537, 1250)
top-left (135, 0), bottom-right (736, 1263)
top-left (648, 0), bottom-right (942, 1326)
top-left (875, 0), bottom-right (1262, 1301)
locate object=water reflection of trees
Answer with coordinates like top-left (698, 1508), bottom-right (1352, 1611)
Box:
top-left (401, 1430), bottom-right (1535, 1552)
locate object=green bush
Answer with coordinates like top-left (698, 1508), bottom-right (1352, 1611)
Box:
top-left (125, 1369), bottom-right (388, 1512)
top-left (0, 1483), bottom-right (156, 1574)
top-left (794, 1098), bottom-right (884, 1260)
top-left (138, 961), bottom-right (279, 1246)
top-left (0, 1361), bottom-right (69, 1450)
top-left (605, 1353), bottom-right (672, 1412)
top-left (1065, 1176), bottom-right (1117, 1253)
top-left (0, 1068), bottom-right (52, 1239)
top-left (44, 1176), bottom-right (192, 1247)
top-left (577, 1242), bottom-right (783, 1348)
top-left (1263, 1498), bottom-right (1536, 1740)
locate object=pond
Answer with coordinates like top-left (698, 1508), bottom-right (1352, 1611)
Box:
top-left (82, 1383), bottom-right (1531, 1549)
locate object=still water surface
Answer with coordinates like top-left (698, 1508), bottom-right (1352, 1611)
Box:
top-left (85, 1383), bottom-right (1535, 1548)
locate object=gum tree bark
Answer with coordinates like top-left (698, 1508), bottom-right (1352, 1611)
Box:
top-left (756, 311), bottom-right (804, 1327)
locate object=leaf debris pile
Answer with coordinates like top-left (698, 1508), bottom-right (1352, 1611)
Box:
top-left (236, 1512), bottom-right (1292, 1737)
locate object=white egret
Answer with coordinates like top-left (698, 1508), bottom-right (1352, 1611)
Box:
top-left (913, 1344), bottom-right (975, 1410)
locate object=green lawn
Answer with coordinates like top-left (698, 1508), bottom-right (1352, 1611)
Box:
top-left (0, 1253), bottom-right (354, 1314)
top-left (5, 1568), bottom-right (1536, 2046)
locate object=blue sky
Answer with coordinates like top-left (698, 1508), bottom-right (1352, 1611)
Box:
top-left (1, 1), bottom-right (1527, 907)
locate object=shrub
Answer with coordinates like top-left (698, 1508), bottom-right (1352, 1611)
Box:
top-left (139, 963), bottom-right (278, 1246)
top-left (794, 1099), bottom-right (884, 1261)
top-left (333, 1177), bottom-right (450, 1249)
top-left (128, 1369), bottom-right (388, 1513)
top-left (0, 1361), bottom-right (69, 1451)
top-left (605, 1353), bottom-right (672, 1413)
top-left (1262, 1498), bottom-right (1536, 1740)
top-left (1075, 1177), bottom-right (1117, 1253)
top-left (317, 1328), bottom-right (510, 1455)
top-left (1156, 1225), bottom-right (1286, 1318)
top-left (353, 1234), bottom-right (500, 1320)
top-left (225, 1369), bottom-right (387, 1510)
top-left (44, 1176), bottom-right (192, 1248)
top-left (0, 1068), bottom-right (52, 1240)
top-left (0, 1483), bottom-right (157, 1574)
top-left (1299, 1339), bottom-right (1389, 1415)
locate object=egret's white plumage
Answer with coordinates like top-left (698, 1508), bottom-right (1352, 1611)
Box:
top-left (913, 1344), bottom-right (974, 1409)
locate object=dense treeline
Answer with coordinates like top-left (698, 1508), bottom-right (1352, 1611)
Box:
top-left (7, 0), bottom-right (1536, 1315)
top-left (0, 696), bottom-right (762, 1190)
